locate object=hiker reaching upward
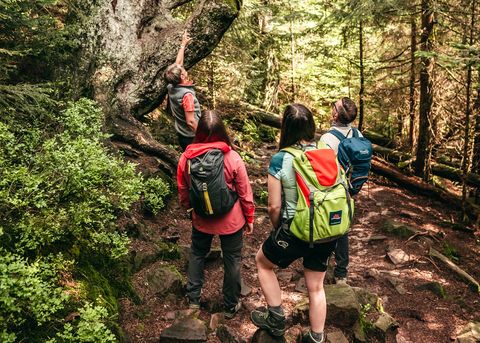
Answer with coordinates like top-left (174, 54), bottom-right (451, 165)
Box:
top-left (165, 31), bottom-right (201, 151)
top-left (251, 104), bottom-right (353, 343)
top-left (176, 110), bottom-right (255, 319)
top-left (320, 97), bottom-right (372, 286)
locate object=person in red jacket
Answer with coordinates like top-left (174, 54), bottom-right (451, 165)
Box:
top-left (177, 110), bottom-right (255, 319)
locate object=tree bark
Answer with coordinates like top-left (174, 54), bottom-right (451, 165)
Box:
top-left (461, 0), bottom-right (476, 213)
top-left (409, 14), bottom-right (417, 151)
top-left (358, 19), bottom-right (365, 131)
top-left (473, 81), bottom-right (480, 202)
top-left (414, 0), bottom-right (435, 181)
top-left (78, 0), bottom-right (241, 174)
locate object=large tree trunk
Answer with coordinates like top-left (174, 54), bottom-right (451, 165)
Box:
top-left (409, 13), bottom-right (417, 151)
top-left (358, 19), bottom-right (365, 131)
top-left (78, 0), bottom-right (241, 175)
top-left (414, 0), bottom-right (435, 181)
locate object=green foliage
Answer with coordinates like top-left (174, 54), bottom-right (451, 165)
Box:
top-left (0, 249), bottom-right (67, 342)
top-left (0, 99), bottom-right (144, 340)
top-left (48, 303), bottom-right (117, 343)
top-left (1, 99), bottom-right (142, 258)
top-left (142, 177), bottom-right (170, 215)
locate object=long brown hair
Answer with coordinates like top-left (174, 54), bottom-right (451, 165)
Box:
top-left (278, 103), bottom-right (316, 149)
top-left (194, 110), bottom-right (232, 146)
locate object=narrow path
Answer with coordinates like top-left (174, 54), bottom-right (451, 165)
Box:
top-left (120, 143), bottom-right (480, 342)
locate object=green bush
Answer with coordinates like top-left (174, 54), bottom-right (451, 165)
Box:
top-left (48, 303), bottom-right (117, 343)
top-left (142, 177), bottom-right (170, 215)
top-left (0, 249), bottom-right (67, 343)
top-left (0, 99), bottom-right (150, 341)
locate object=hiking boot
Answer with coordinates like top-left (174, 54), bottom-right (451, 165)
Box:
top-left (224, 302), bottom-right (242, 319)
top-left (299, 330), bottom-right (325, 343)
top-left (250, 308), bottom-right (286, 337)
top-left (334, 277), bottom-right (348, 286)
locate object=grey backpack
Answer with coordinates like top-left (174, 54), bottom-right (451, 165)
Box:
top-left (188, 149), bottom-right (238, 217)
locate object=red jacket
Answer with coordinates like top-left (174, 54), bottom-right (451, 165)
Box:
top-left (177, 142), bottom-right (255, 235)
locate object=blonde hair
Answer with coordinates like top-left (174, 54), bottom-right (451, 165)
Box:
top-left (165, 64), bottom-right (182, 85)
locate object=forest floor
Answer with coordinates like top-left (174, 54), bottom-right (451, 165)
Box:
top-left (119, 141), bottom-right (480, 343)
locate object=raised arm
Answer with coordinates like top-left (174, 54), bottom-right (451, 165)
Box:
top-left (175, 31), bottom-right (192, 66)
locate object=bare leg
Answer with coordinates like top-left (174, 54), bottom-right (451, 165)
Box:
top-left (255, 248), bottom-right (282, 306)
top-left (304, 268), bottom-right (327, 333)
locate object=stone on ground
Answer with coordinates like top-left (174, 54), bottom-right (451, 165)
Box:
top-left (293, 285), bottom-right (361, 328)
top-left (416, 281), bottom-right (446, 298)
top-left (241, 278), bottom-right (252, 296)
top-left (145, 264), bottom-right (183, 297)
top-left (326, 330), bottom-right (349, 343)
top-left (160, 317), bottom-right (207, 342)
top-left (216, 325), bottom-right (246, 343)
top-left (381, 220), bottom-right (418, 238)
top-left (387, 248), bottom-right (413, 266)
top-left (295, 277), bottom-right (308, 294)
top-left (455, 322), bottom-right (480, 343)
top-left (209, 313), bottom-right (224, 331)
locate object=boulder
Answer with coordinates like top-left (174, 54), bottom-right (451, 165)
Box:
top-left (455, 322), bottom-right (480, 343)
top-left (160, 317), bottom-right (207, 342)
top-left (372, 312), bottom-right (399, 337)
top-left (326, 330), bottom-right (349, 343)
top-left (145, 264), bottom-right (183, 297)
top-left (216, 325), bottom-right (246, 343)
top-left (381, 220), bottom-right (418, 238)
top-left (325, 284), bottom-right (361, 327)
top-left (293, 285), bottom-right (361, 328)
top-left (132, 246), bottom-right (160, 272)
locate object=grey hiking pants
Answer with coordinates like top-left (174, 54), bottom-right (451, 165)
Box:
top-left (186, 227), bottom-right (243, 310)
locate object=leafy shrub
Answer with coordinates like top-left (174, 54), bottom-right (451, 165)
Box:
top-left (142, 177), bottom-right (171, 215)
top-left (0, 99), bottom-right (150, 340)
top-left (48, 303), bottom-right (117, 343)
top-left (0, 249), bottom-right (67, 343)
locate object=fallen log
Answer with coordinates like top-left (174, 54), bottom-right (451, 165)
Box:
top-left (371, 144), bottom-right (480, 188)
top-left (429, 248), bottom-right (480, 293)
top-left (371, 157), bottom-right (480, 221)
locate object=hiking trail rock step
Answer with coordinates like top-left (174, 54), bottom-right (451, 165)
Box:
top-left (216, 325), bottom-right (246, 343)
top-left (251, 329), bottom-right (285, 343)
top-left (293, 284), bottom-right (360, 328)
top-left (160, 317), bottom-right (207, 342)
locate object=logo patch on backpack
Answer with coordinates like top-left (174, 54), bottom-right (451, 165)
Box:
top-left (329, 210), bottom-right (342, 226)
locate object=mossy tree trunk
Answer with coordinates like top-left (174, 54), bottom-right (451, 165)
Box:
top-left (77, 0), bottom-right (241, 174)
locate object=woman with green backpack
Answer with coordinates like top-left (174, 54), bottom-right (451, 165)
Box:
top-left (250, 104), bottom-right (352, 343)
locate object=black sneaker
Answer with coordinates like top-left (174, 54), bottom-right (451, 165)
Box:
top-left (300, 331), bottom-right (325, 343)
top-left (250, 308), bottom-right (286, 337)
top-left (224, 302), bottom-right (242, 319)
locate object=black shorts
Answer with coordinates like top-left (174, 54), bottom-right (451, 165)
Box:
top-left (262, 224), bottom-right (338, 272)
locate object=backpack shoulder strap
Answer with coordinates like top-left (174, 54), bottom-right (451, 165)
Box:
top-left (351, 128), bottom-right (360, 138)
top-left (281, 146), bottom-right (303, 158)
top-left (328, 129), bottom-right (346, 142)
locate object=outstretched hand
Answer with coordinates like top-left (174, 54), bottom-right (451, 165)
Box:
top-left (181, 31), bottom-right (192, 47)
top-left (244, 222), bottom-right (253, 235)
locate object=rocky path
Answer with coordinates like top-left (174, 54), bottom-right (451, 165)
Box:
top-left (120, 144), bottom-right (480, 343)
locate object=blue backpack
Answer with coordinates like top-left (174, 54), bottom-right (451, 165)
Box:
top-left (328, 128), bottom-right (373, 196)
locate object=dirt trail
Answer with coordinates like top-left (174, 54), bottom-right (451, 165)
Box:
top-left (120, 143), bottom-right (480, 343)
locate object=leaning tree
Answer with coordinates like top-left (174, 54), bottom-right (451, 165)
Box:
top-left (74, 0), bottom-right (241, 174)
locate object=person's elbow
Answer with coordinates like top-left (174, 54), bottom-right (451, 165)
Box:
top-left (267, 203), bottom-right (281, 218)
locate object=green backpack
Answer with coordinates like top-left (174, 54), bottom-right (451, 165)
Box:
top-left (282, 141), bottom-right (354, 247)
